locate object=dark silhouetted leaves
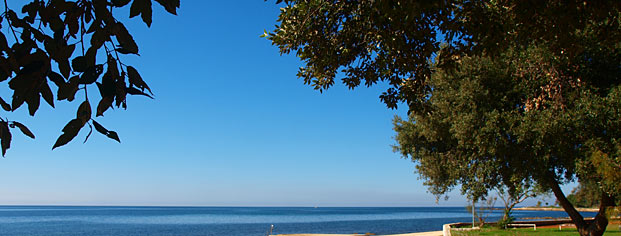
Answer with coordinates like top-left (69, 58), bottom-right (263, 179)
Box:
top-left (40, 81), bottom-right (55, 108)
top-left (130, 0), bottom-right (152, 27)
top-left (57, 76), bottom-right (80, 101)
top-left (115, 47), bottom-right (135, 55)
top-left (47, 71), bottom-right (66, 87)
top-left (71, 56), bottom-right (87, 72)
top-left (79, 64), bottom-right (104, 84)
top-left (92, 120), bottom-right (121, 143)
top-left (0, 33), bottom-right (9, 51)
top-left (96, 96), bottom-right (113, 116)
top-left (12, 121), bottom-right (35, 139)
top-left (112, 0), bottom-right (132, 7)
top-left (0, 97), bottom-right (11, 111)
top-left (154, 0), bottom-right (180, 15)
top-left (77, 100), bottom-right (91, 124)
top-left (53, 119), bottom-right (83, 149)
top-left (1, 0), bottom-right (177, 155)
top-left (0, 121), bottom-right (11, 156)
top-left (126, 87), bottom-right (153, 99)
top-left (127, 66), bottom-right (152, 94)
top-left (107, 131), bottom-right (120, 143)
top-left (26, 89), bottom-right (40, 116)
top-left (114, 22), bottom-right (138, 54)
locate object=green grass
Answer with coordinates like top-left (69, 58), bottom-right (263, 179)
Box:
top-left (451, 224), bottom-right (621, 236)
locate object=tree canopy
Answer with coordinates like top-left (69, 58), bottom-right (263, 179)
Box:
top-left (266, 0), bottom-right (620, 110)
top-left (0, 0), bottom-right (179, 155)
top-left (393, 46), bottom-right (619, 235)
top-left (267, 1), bottom-right (620, 235)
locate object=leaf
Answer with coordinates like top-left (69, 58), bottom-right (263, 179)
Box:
top-left (53, 133), bottom-right (75, 150)
top-left (12, 121), bottom-right (35, 139)
top-left (115, 78), bottom-right (127, 107)
top-left (140, 0), bottom-right (152, 27)
top-left (92, 120), bottom-right (121, 143)
top-left (53, 119), bottom-right (84, 150)
top-left (115, 47), bottom-right (137, 55)
top-left (92, 119), bottom-right (107, 134)
top-left (96, 96), bottom-right (113, 116)
top-left (72, 56), bottom-right (87, 72)
top-left (0, 96), bottom-right (11, 111)
top-left (47, 71), bottom-right (66, 88)
top-left (126, 87), bottom-right (154, 99)
top-left (26, 91), bottom-right (40, 116)
top-left (129, 0), bottom-right (142, 18)
top-left (107, 131), bottom-right (121, 143)
top-left (154, 0), bottom-right (180, 15)
top-left (114, 22), bottom-right (138, 54)
top-left (77, 100), bottom-right (91, 124)
top-left (0, 121), bottom-right (11, 156)
top-left (59, 59), bottom-right (71, 78)
top-left (85, 46), bottom-right (98, 67)
top-left (11, 92), bottom-right (25, 111)
top-left (128, 0), bottom-right (153, 27)
top-left (127, 66), bottom-right (152, 94)
top-left (40, 81), bottom-right (55, 108)
top-left (90, 28), bottom-right (109, 50)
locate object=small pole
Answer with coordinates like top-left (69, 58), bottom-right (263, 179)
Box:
top-left (267, 224), bottom-right (274, 236)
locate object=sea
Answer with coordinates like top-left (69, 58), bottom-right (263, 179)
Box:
top-left (0, 206), bottom-right (596, 236)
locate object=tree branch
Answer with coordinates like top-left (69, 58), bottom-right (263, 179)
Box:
top-left (3, 0), bottom-right (20, 43)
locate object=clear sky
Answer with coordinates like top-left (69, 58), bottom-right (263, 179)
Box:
top-left (0, 1), bottom-right (560, 207)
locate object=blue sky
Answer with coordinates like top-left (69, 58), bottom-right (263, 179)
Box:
top-left (0, 1), bottom-right (560, 207)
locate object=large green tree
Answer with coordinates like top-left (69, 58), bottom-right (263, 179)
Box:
top-left (0, 0), bottom-right (179, 155)
top-left (267, 1), bottom-right (620, 235)
top-left (393, 46), bottom-right (619, 235)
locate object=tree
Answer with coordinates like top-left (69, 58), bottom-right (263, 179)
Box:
top-left (496, 184), bottom-right (543, 228)
top-left (0, 0), bottom-right (179, 155)
top-left (267, 1), bottom-right (620, 235)
top-left (392, 47), bottom-right (620, 235)
top-left (466, 195), bottom-right (496, 227)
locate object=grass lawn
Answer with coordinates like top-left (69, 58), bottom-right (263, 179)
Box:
top-left (451, 224), bottom-right (621, 235)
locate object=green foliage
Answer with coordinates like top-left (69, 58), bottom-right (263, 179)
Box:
top-left (0, 0), bottom-right (179, 155)
top-left (267, 0), bottom-right (620, 110)
top-left (565, 180), bottom-right (603, 208)
top-left (392, 43), bottom-right (620, 196)
top-left (392, 44), bottom-right (619, 235)
top-left (495, 214), bottom-right (514, 230)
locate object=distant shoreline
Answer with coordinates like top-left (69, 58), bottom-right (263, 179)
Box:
top-left (514, 207), bottom-right (598, 212)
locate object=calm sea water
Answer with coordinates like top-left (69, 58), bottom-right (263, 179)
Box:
top-left (0, 206), bottom-right (595, 236)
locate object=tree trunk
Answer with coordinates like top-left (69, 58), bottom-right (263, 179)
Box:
top-left (546, 172), bottom-right (617, 236)
top-left (546, 173), bottom-right (587, 229)
top-left (581, 193), bottom-right (616, 236)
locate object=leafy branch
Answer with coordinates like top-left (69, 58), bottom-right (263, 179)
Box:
top-left (0, 0), bottom-right (178, 155)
